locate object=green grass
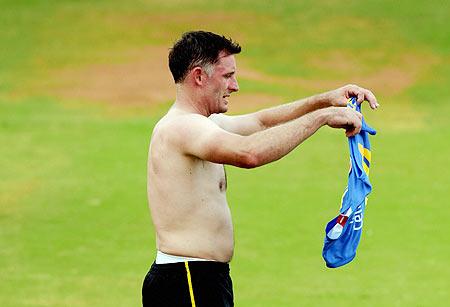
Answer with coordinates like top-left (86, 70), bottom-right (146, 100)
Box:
top-left (1, 0), bottom-right (449, 306)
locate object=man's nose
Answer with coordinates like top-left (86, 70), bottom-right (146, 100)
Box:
top-left (229, 77), bottom-right (239, 92)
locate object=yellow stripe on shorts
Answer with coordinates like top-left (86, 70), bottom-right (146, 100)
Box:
top-left (184, 261), bottom-right (196, 307)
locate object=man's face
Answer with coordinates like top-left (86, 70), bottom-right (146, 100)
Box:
top-left (203, 53), bottom-right (239, 113)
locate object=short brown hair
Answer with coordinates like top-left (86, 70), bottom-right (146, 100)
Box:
top-left (168, 31), bottom-right (241, 83)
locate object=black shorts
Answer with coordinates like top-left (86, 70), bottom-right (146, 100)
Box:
top-left (142, 261), bottom-right (233, 307)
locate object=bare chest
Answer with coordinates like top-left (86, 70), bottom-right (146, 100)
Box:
top-left (193, 160), bottom-right (227, 193)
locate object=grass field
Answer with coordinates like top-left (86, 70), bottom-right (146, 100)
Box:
top-left (1, 1), bottom-right (449, 306)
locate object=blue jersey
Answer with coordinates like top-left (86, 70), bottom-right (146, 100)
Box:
top-left (322, 97), bottom-right (376, 268)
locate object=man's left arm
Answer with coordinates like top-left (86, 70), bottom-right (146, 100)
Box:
top-left (211, 84), bottom-right (379, 136)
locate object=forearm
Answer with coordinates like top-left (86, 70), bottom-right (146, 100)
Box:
top-left (244, 108), bottom-right (329, 167)
top-left (253, 91), bottom-right (332, 129)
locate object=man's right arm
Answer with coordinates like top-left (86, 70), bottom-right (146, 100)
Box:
top-left (172, 107), bottom-right (362, 169)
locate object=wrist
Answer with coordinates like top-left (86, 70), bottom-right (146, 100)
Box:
top-left (315, 107), bottom-right (333, 126)
top-left (313, 91), bottom-right (333, 108)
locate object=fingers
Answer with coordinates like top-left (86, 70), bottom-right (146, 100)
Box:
top-left (365, 89), bottom-right (379, 109)
top-left (345, 121), bottom-right (361, 137)
top-left (344, 84), bottom-right (380, 110)
top-left (345, 129), bottom-right (354, 137)
top-left (346, 108), bottom-right (362, 137)
top-left (326, 105), bottom-right (362, 137)
top-left (327, 107), bottom-right (362, 137)
top-left (356, 111), bottom-right (363, 120)
top-left (357, 92), bottom-right (365, 104)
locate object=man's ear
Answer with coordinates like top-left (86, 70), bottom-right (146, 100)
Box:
top-left (192, 67), bottom-right (203, 86)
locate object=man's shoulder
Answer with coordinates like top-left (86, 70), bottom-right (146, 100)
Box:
top-left (152, 112), bottom-right (220, 143)
top-left (156, 113), bottom-right (215, 132)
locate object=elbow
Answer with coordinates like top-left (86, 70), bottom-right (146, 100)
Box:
top-left (238, 150), bottom-right (261, 169)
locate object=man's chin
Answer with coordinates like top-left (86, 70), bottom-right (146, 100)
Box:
top-left (218, 100), bottom-right (228, 113)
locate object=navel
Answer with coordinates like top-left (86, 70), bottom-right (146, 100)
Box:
top-left (219, 179), bottom-right (227, 192)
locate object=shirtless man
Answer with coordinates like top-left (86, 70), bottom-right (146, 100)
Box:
top-left (142, 31), bottom-right (379, 307)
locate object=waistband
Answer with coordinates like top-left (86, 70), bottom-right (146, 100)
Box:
top-left (150, 261), bottom-right (230, 275)
top-left (156, 250), bottom-right (212, 264)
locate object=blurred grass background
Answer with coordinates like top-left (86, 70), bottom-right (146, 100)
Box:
top-left (1, 0), bottom-right (449, 306)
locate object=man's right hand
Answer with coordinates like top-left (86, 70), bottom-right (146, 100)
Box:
top-left (324, 107), bottom-right (363, 137)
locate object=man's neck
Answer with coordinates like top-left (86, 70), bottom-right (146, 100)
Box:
top-left (174, 85), bottom-right (211, 116)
